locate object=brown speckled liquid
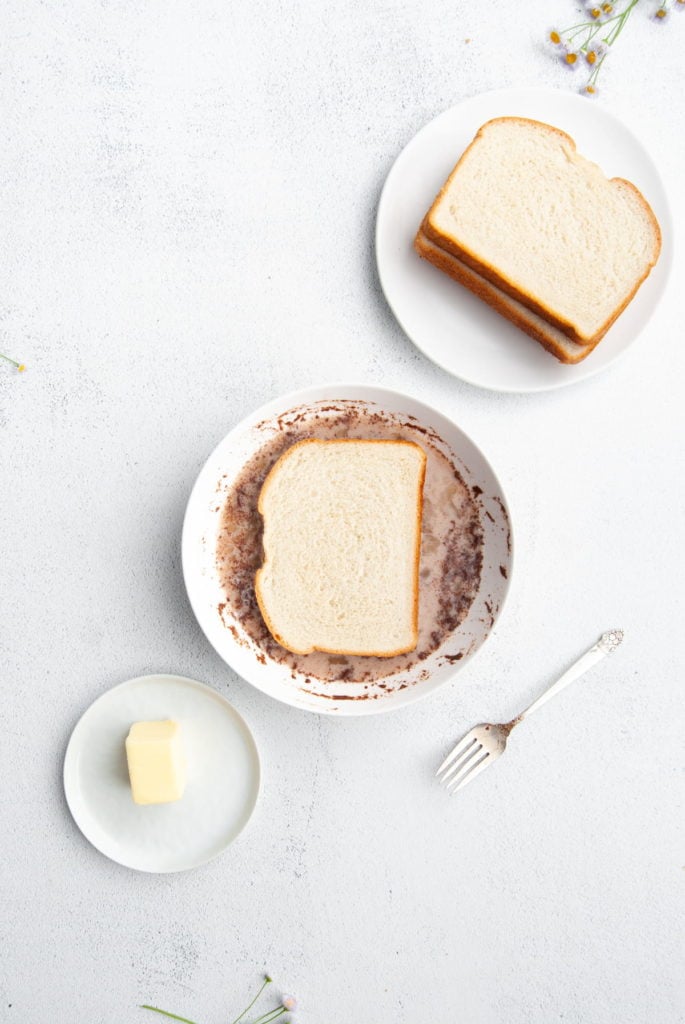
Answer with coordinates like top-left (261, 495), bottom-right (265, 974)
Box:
top-left (215, 403), bottom-right (483, 683)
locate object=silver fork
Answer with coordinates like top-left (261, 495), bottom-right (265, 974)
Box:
top-left (436, 629), bottom-right (624, 794)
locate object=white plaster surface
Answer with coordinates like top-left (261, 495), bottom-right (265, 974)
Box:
top-left (1, 2), bottom-right (683, 1022)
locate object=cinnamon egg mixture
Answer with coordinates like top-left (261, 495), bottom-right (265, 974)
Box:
top-left (216, 402), bottom-right (484, 683)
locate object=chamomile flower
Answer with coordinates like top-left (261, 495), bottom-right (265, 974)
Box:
top-left (560, 39), bottom-right (581, 66)
top-left (547, 0), bottom-right (673, 96)
top-left (585, 39), bottom-right (609, 63)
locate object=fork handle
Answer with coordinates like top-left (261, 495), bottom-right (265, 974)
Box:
top-left (516, 630), bottom-right (624, 723)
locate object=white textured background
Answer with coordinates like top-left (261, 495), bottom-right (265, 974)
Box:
top-left (1, 2), bottom-right (683, 1023)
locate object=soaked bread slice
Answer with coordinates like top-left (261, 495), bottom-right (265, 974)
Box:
top-left (255, 439), bottom-right (426, 656)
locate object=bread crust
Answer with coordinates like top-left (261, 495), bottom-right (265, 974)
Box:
top-left (415, 229), bottom-right (607, 363)
top-left (420, 116), bottom-right (662, 347)
top-left (255, 438), bottom-right (427, 658)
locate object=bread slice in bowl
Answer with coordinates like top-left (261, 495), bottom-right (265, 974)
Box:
top-left (255, 439), bottom-right (427, 657)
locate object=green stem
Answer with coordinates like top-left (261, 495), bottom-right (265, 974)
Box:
top-left (588, 50), bottom-right (609, 86)
top-left (584, 23), bottom-right (604, 44)
top-left (140, 1006), bottom-right (201, 1024)
top-left (564, 21), bottom-right (599, 35)
top-left (252, 1009), bottom-right (286, 1024)
top-left (566, 25), bottom-right (594, 44)
top-left (228, 976), bottom-right (272, 1024)
top-left (605, 0), bottom-right (640, 45)
top-left (0, 353), bottom-right (22, 368)
top-left (563, 5), bottom-right (627, 49)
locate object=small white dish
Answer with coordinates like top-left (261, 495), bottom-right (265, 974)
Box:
top-left (376, 86), bottom-right (673, 393)
top-left (64, 674), bottom-right (260, 872)
top-left (182, 384), bottom-right (513, 716)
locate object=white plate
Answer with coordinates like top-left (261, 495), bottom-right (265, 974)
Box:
top-left (64, 674), bottom-right (260, 872)
top-left (182, 384), bottom-right (513, 716)
top-left (376, 86), bottom-right (673, 393)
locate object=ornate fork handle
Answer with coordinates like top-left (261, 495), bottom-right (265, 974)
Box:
top-left (513, 629), bottom-right (624, 725)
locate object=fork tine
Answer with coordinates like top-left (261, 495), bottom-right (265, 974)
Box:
top-left (446, 749), bottom-right (491, 794)
top-left (441, 742), bottom-right (483, 786)
top-left (438, 741), bottom-right (483, 784)
top-left (436, 734), bottom-right (478, 776)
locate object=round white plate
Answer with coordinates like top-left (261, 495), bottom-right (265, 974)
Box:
top-left (376, 86), bottom-right (673, 393)
top-left (182, 384), bottom-right (513, 716)
top-left (64, 674), bottom-right (260, 872)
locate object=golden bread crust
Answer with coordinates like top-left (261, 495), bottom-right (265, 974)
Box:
top-left (414, 229), bottom-right (597, 363)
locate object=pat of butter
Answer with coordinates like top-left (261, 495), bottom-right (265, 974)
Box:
top-left (125, 720), bottom-right (186, 805)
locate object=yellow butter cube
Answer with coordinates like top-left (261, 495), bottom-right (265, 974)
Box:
top-left (125, 720), bottom-right (186, 805)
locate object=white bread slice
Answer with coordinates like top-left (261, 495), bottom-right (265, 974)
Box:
top-left (415, 229), bottom-right (598, 364)
top-left (420, 117), bottom-right (661, 346)
top-left (255, 439), bottom-right (427, 657)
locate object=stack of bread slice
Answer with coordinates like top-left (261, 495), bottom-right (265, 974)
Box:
top-left (415, 117), bottom-right (661, 364)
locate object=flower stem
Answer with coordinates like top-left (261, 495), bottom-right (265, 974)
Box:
top-left (140, 1006), bottom-right (201, 1024)
top-left (0, 353), bottom-right (25, 370)
top-left (588, 50), bottom-right (609, 87)
top-left (252, 1009), bottom-right (287, 1024)
top-left (605, 0), bottom-right (640, 45)
top-left (228, 976), bottom-right (272, 1024)
top-left (565, 21), bottom-right (598, 35)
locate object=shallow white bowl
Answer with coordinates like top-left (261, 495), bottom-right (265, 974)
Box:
top-left (182, 385), bottom-right (513, 715)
